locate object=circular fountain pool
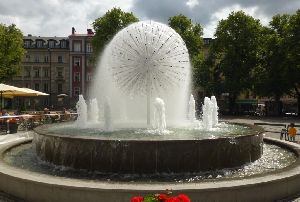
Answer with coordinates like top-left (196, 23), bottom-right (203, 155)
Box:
top-left (33, 123), bottom-right (264, 174)
top-left (3, 141), bottom-right (296, 182)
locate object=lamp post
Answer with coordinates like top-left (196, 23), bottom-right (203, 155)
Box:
top-left (48, 48), bottom-right (52, 107)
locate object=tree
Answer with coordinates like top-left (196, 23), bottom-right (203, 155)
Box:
top-left (168, 14), bottom-right (203, 60)
top-left (0, 24), bottom-right (25, 82)
top-left (212, 11), bottom-right (263, 114)
top-left (252, 15), bottom-right (291, 115)
top-left (284, 10), bottom-right (300, 116)
top-left (92, 8), bottom-right (139, 58)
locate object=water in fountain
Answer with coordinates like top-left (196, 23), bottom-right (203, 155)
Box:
top-left (188, 94), bottom-right (196, 122)
top-left (75, 95), bottom-right (87, 128)
top-left (202, 97), bottom-right (213, 130)
top-left (104, 97), bottom-right (112, 131)
top-left (211, 96), bottom-right (218, 127)
top-left (89, 98), bottom-right (99, 123)
top-left (153, 97), bottom-right (166, 133)
top-left (90, 21), bottom-right (191, 128)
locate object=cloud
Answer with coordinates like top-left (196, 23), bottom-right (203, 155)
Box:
top-left (0, 0), bottom-right (134, 37)
top-left (132, 0), bottom-right (300, 37)
top-left (0, 0), bottom-right (299, 37)
top-left (186, 0), bottom-right (199, 9)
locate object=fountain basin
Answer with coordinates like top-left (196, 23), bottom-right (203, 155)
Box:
top-left (33, 123), bottom-right (264, 174)
top-left (0, 136), bottom-right (300, 202)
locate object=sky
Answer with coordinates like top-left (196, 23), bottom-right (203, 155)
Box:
top-left (0, 0), bottom-right (300, 38)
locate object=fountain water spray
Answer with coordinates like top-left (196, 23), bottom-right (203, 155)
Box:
top-left (92, 21), bottom-right (191, 127)
top-left (75, 95), bottom-right (88, 128)
top-left (202, 97), bottom-right (213, 130)
top-left (188, 94), bottom-right (196, 122)
top-left (89, 98), bottom-right (99, 123)
top-left (153, 98), bottom-right (166, 133)
top-left (211, 96), bottom-right (218, 127)
top-left (104, 97), bottom-right (112, 131)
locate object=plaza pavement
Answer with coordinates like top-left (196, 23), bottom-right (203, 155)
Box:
top-left (0, 117), bottom-right (299, 201)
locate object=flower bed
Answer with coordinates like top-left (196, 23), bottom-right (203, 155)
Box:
top-left (131, 192), bottom-right (190, 202)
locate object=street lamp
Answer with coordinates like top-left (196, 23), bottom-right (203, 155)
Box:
top-left (48, 48), bottom-right (52, 107)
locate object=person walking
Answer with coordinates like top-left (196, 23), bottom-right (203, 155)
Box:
top-left (288, 123), bottom-right (297, 142)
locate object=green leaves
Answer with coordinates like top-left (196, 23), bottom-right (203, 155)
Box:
top-left (0, 23), bottom-right (25, 82)
top-left (92, 8), bottom-right (139, 58)
top-left (168, 14), bottom-right (203, 60)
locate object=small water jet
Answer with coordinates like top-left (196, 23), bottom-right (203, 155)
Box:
top-left (75, 95), bottom-right (87, 128)
top-left (153, 97), bottom-right (166, 133)
top-left (188, 94), bottom-right (196, 122)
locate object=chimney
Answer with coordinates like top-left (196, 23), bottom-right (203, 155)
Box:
top-left (72, 27), bottom-right (76, 35)
top-left (87, 29), bottom-right (94, 35)
top-left (28, 34), bottom-right (32, 37)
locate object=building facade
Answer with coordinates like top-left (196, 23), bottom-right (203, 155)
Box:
top-left (9, 35), bottom-right (70, 110)
top-left (68, 28), bottom-right (94, 107)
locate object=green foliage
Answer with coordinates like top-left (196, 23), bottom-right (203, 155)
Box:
top-left (168, 14), bottom-right (203, 60)
top-left (252, 15), bottom-right (290, 100)
top-left (286, 10), bottom-right (300, 94)
top-left (92, 7), bottom-right (139, 58)
top-left (211, 11), bottom-right (263, 112)
top-left (0, 23), bottom-right (25, 82)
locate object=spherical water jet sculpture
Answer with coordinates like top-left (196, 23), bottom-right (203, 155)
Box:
top-left (94, 20), bottom-right (191, 126)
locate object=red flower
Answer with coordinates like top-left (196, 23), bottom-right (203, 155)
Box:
top-left (131, 196), bottom-right (144, 202)
top-left (165, 197), bottom-right (178, 202)
top-left (158, 194), bottom-right (168, 200)
top-left (176, 194), bottom-right (190, 202)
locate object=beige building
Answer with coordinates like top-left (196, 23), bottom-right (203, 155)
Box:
top-left (9, 35), bottom-right (70, 110)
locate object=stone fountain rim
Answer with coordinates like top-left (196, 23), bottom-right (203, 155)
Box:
top-left (0, 137), bottom-right (299, 190)
top-left (33, 122), bottom-right (264, 141)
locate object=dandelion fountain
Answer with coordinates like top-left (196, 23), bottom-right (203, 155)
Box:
top-left (0, 21), bottom-right (300, 202)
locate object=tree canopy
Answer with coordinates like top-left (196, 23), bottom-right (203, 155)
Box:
top-left (252, 15), bottom-right (291, 101)
top-left (285, 10), bottom-right (300, 115)
top-left (212, 11), bottom-right (263, 113)
top-left (92, 8), bottom-right (139, 57)
top-left (0, 24), bottom-right (25, 82)
top-left (168, 14), bottom-right (203, 60)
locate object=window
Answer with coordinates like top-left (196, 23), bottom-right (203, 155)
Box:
top-left (74, 57), bottom-right (81, 67)
top-left (34, 68), bottom-right (40, 78)
top-left (24, 40), bottom-right (31, 48)
top-left (48, 41), bottom-right (55, 48)
top-left (25, 55), bottom-right (30, 62)
top-left (36, 40), bottom-right (43, 48)
top-left (35, 83), bottom-right (40, 91)
top-left (44, 56), bottom-right (49, 63)
top-left (44, 83), bottom-right (49, 92)
top-left (61, 40), bottom-right (67, 48)
top-left (74, 72), bottom-right (80, 82)
top-left (57, 67), bottom-right (64, 78)
top-left (24, 67), bottom-right (31, 77)
top-left (34, 55), bottom-right (39, 63)
top-left (74, 87), bottom-right (80, 96)
top-left (44, 68), bottom-right (49, 77)
top-left (57, 83), bottom-right (63, 93)
top-left (86, 43), bottom-right (92, 53)
top-left (58, 56), bottom-right (63, 63)
top-left (74, 42), bottom-right (81, 52)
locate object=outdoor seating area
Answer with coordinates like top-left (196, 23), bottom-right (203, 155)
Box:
top-left (0, 111), bottom-right (77, 134)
